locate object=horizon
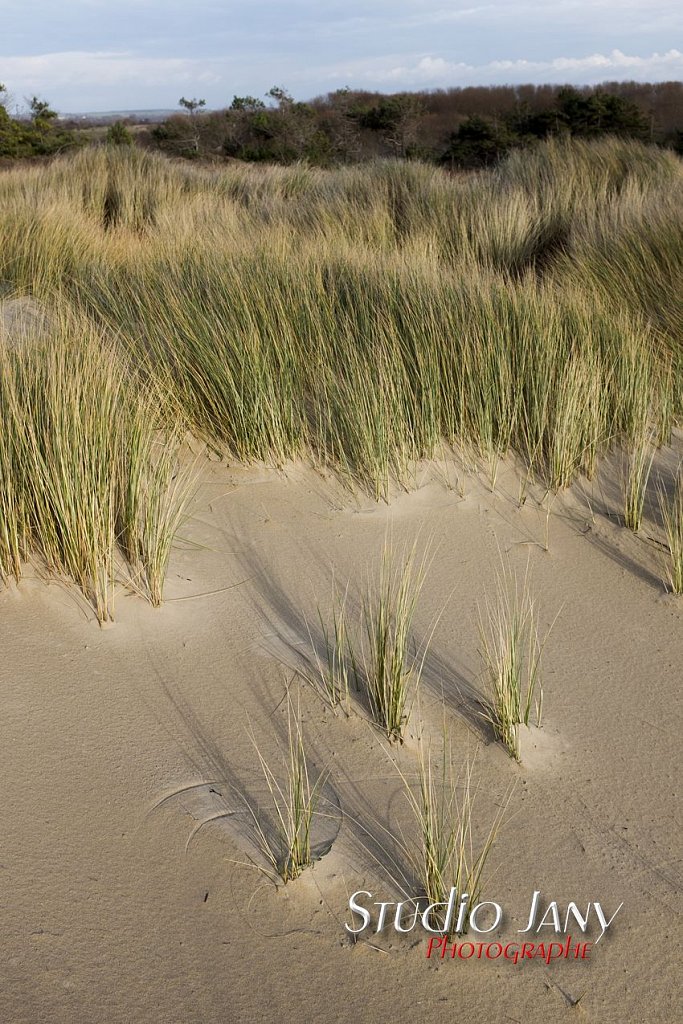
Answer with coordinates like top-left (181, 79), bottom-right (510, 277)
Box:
top-left (1, 1), bottom-right (681, 115)
top-left (45, 75), bottom-right (681, 121)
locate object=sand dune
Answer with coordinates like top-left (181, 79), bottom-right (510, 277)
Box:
top-left (1, 449), bottom-right (680, 1023)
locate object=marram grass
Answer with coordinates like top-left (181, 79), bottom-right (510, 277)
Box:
top-left (0, 306), bottom-right (193, 621)
top-left (249, 697), bottom-right (328, 884)
top-left (397, 738), bottom-right (511, 936)
top-left (307, 540), bottom-right (430, 740)
top-left (0, 138), bottom-right (681, 570)
top-left (477, 561), bottom-right (555, 762)
top-left (659, 469), bottom-right (683, 594)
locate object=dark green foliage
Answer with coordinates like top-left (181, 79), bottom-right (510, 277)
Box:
top-left (29, 96), bottom-right (58, 125)
top-left (555, 87), bottom-right (649, 140)
top-left (442, 115), bottom-right (516, 168)
top-left (106, 121), bottom-right (134, 146)
top-left (0, 92), bottom-right (78, 158)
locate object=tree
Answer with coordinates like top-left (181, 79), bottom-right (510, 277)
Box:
top-left (106, 121), bottom-right (133, 146)
top-left (229, 95), bottom-right (265, 112)
top-left (353, 93), bottom-right (425, 156)
top-left (442, 115), bottom-right (516, 169)
top-left (178, 96), bottom-right (206, 116)
top-left (555, 87), bottom-right (649, 139)
top-left (177, 96), bottom-right (206, 154)
top-left (29, 95), bottom-right (58, 125)
top-left (266, 86), bottom-right (293, 108)
top-left (0, 102), bottom-right (21, 157)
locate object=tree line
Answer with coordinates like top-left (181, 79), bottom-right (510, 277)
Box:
top-left (1, 80), bottom-right (682, 166)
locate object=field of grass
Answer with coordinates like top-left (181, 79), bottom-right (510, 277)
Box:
top-left (0, 136), bottom-right (681, 614)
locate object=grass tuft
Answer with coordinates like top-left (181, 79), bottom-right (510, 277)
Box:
top-left (399, 736), bottom-right (510, 936)
top-left (0, 306), bottom-right (192, 620)
top-left (477, 561), bottom-right (553, 761)
top-left (357, 540), bottom-right (431, 741)
top-left (310, 582), bottom-right (357, 712)
top-left (623, 430), bottom-right (655, 533)
top-left (658, 468), bottom-right (683, 594)
top-left (250, 697), bottom-right (328, 884)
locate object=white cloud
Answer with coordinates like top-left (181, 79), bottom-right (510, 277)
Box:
top-left (321, 48), bottom-right (683, 87)
top-left (0, 51), bottom-right (224, 109)
top-left (1, 44), bottom-right (681, 111)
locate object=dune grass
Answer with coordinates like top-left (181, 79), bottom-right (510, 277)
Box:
top-left (623, 430), bottom-right (656, 533)
top-left (0, 306), bottom-right (193, 620)
top-left (308, 541), bottom-right (429, 740)
top-left (399, 738), bottom-right (510, 936)
top-left (659, 469), bottom-right (683, 594)
top-left (310, 582), bottom-right (357, 713)
top-left (359, 542), bottom-right (428, 742)
top-left (0, 139), bottom-right (680, 597)
top-left (477, 562), bottom-right (554, 762)
top-left (250, 698), bottom-right (328, 884)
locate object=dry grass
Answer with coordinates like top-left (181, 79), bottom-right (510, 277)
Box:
top-left (399, 736), bottom-right (511, 935)
top-left (0, 139), bottom-right (680, 608)
top-left (477, 561), bottom-right (554, 761)
top-left (0, 305), bottom-right (193, 620)
top-left (659, 468), bottom-right (683, 593)
top-left (0, 140), bottom-right (678, 504)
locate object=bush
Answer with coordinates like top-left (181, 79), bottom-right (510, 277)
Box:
top-left (106, 121), bottom-right (133, 146)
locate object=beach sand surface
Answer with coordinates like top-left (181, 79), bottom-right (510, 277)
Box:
top-left (1, 451), bottom-right (680, 1024)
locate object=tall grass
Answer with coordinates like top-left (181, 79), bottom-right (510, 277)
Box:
top-left (399, 739), bottom-right (509, 936)
top-left (307, 542), bottom-right (429, 739)
top-left (659, 469), bottom-right (683, 594)
top-left (359, 542), bottom-right (427, 742)
top-left (310, 583), bottom-right (356, 712)
top-left (0, 306), bottom-right (192, 620)
top-left (0, 139), bottom-right (680, 509)
top-left (250, 699), bottom-right (327, 883)
top-left (477, 562), bottom-right (553, 761)
top-left (623, 430), bottom-right (655, 533)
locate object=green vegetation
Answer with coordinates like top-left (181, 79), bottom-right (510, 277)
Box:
top-left (308, 542), bottom-right (429, 739)
top-left (0, 86), bottom-right (79, 159)
top-left (0, 137), bottom-right (681, 609)
top-left (477, 563), bottom-right (553, 761)
top-left (250, 699), bottom-right (328, 884)
top-left (659, 470), bottom-right (683, 594)
top-left (146, 81), bottom-right (682, 166)
top-left (105, 121), bottom-right (134, 147)
top-left (311, 582), bottom-right (356, 713)
top-left (359, 543), bottom-right (427, 742)
top-left (398, 742), bottom-right (510, 935)
top-left (0, 305), bottom-right (192, 620)
top-left (623, 430), bottom-right (655, 533)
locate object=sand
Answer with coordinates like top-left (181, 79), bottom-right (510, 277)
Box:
top-left (1, 448), bottom-right (681, 1023)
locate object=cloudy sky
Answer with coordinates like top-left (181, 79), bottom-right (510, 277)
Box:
top-left (1, 1), bottom-right (682, 113)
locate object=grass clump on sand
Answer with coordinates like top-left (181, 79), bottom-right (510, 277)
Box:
top-left (399, 738), bottom-right (509, 936)
top-left (309, 541), bottom-right (430, 741)
top-left (310, 582), bottom-right (357, 713)
top-left (250, 699), bottom-right (328, 884)
top-left (359, 542), bottom-right (428, 742)
top-left (0, 305), bottom-right (193, 620)
top-left (623, 429), bottom-right (655, 533)
top-left (659, 469), bottom-right (683, 594)
top-left (477, 562), bottom-right (554, 762)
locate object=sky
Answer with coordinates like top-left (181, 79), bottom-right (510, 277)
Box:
top-left (1, 1), bottom-right (681, 113)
